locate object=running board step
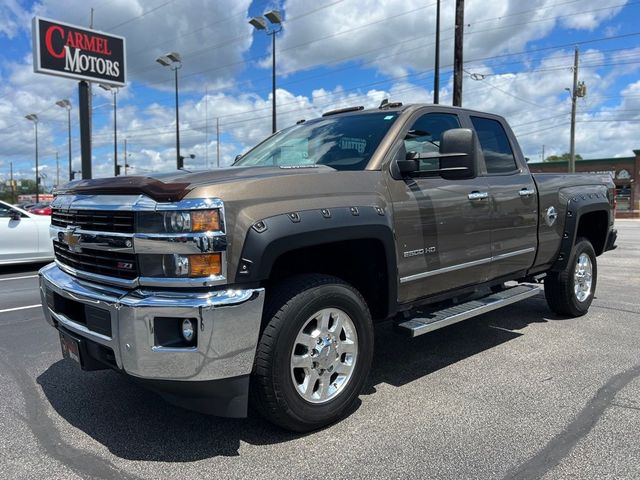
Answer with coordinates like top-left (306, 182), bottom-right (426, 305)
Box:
top-left (395, 284), bottom-right (542, 338)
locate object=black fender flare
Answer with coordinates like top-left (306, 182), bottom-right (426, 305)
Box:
top-left (551, 193), bottom-right (612, 272)
top-left (236, 205), bottom-right (397, 317)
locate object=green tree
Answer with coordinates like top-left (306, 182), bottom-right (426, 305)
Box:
top-left (0, 179), bottom-right (43, 203)
top-left (544, 152), bottom-right (583, 162)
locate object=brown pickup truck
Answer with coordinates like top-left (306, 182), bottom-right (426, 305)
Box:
top-left (40, 103), bottom-right (617, 431)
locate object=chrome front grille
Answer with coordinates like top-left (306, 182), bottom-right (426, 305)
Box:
top-left (54, 240), bottom-right (138, 280)
top-left (52, 209), bottom-right (135, 233)
top-left (50, 195), bottom-right (228, 288)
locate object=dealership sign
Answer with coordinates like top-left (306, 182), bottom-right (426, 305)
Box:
top-left (32, 16), bottom-right (126, 86)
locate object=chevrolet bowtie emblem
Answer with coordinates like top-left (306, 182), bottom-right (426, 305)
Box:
top-left (61, 227), bottom-right (82, 253)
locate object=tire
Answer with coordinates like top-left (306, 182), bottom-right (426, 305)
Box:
top-left (545, 237), bottom-right (597, 317)
top-left (251, 274), bottom-right (374, 432)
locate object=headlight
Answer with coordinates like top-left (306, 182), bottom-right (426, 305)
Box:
top-left (138, 209), bottom-right (222, 233)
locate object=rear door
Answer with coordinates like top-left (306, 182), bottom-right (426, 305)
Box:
top-left (386, 110), bottom-right (492, 303)
top-left (470, 116), bottom-right (537, 279)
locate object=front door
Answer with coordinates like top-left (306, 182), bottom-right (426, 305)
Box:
top-left (386, 111), bottom-right (493, 304)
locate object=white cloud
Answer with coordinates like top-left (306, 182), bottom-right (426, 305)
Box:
top-left (275, 0), bottom-right (629, 77)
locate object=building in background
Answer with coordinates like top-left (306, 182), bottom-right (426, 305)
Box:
top-left (529, 150), bottom-right (639, 218)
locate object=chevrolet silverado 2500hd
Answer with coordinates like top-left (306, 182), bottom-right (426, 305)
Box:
top-left (40, 103), bottom-right (617, 431)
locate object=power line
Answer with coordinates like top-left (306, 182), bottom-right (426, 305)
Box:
top-left (106, 0), bottom-right (178, 30)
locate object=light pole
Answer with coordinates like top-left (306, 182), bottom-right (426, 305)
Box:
top-left (25, 113), bottom-right (39, 203)
top-left (178, 153), bottom-right (195, 170)
top-left (250, 10), bottom-right (283, 134)
top-left (55, 99), bottom-right (72, 182)
top-left (99, 84), bottom-right (119, 176)
top-left (434, 0), bottom-right (440, 104)
top-left (156, 52), bottom-right (182, 170)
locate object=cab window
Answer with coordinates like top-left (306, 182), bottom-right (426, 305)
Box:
top-left (470, 116), bottom-right (519, 174)
top-left (404, 113), bottom-right (460, 172)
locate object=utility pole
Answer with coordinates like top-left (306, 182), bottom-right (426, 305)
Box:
top-left (541, 144), bottom-right (545, 162)
top-left (569, 46), bottom-right (579, 174)
top-left (55, 151), bottom-right (60, 187)
top-left (205, 86), bottom-right (209, 168)
top-left (124, 138), bottom-right (128, 175)
top-left (433, 0), bottom-right (440, 104)
top-left (216, 117), bottom-right (220, 168)
top-left (453, 0), bottom-right (465, 107)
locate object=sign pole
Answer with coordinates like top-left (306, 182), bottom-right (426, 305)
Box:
top-left (79, 80), bottom-right (92, 179)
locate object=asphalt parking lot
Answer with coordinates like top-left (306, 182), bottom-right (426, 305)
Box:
top-left (1, 220), bottom-right (638, 480)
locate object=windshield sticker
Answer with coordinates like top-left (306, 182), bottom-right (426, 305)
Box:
top-left (340, 137), bottom-right (366, 153)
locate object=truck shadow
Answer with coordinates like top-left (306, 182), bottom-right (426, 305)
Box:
top-left (36, 294), bottom-right (560, 463)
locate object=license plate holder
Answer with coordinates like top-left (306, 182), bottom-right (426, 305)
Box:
top-left (59, 331), bottom-right (82, 365)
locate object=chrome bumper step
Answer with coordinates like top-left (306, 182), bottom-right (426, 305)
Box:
top-left (395, 284), bottom-right (542, 338)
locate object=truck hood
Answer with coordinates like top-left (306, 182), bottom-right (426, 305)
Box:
top-left (54, 165), bottom-right (335, 202)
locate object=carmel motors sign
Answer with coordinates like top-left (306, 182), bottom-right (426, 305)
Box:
top-left (32, 16), bottom-right (126, 86)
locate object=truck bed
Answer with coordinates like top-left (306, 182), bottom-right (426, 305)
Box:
top-left (531, 172), bottom-right (615, 269)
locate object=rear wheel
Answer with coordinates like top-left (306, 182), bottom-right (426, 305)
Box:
top-left (251, 274), bottom-right (374, 432)
top-left (545, 237), bottom-right (597, 317)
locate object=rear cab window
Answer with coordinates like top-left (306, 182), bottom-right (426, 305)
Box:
top-left (470, 116), bottom-right (519, 174)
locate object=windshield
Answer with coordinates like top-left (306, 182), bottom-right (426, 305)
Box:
top-left (234, 112), bottom-right (400, 171)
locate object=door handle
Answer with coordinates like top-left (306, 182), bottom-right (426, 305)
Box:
top-left (519, 188), bottom-right (535, 197)
top-left (468, 191), bottom-right (489, 201)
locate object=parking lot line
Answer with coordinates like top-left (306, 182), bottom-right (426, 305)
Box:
top-left (0, 304), bottom-right (41, 314)
top-left (0, 275), bottom-right (39, 282)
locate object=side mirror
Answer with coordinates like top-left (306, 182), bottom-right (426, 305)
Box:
top-left (397, 158), bottom-right (419, 175)
top-left (10, 210), bottom-right (21, 221)
top-left (438, 128), bottom-right (478, 180)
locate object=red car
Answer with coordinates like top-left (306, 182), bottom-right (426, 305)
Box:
top-left (28, 203), bottom-right (52, 215)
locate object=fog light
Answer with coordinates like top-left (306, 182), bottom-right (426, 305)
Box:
top-left (182, 318), bottom-right (194, 342)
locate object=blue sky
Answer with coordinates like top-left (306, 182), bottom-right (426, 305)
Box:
top-left (1, 0), bottom-right (639, 187)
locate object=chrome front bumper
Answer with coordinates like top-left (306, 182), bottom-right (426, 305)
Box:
top-left (39, 263), bottom-right (265, 382)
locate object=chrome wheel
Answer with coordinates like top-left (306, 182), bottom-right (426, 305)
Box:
top-left (574, 253), bottom-right (593, 302)
top-left (290, 308), bottom-right (358, 404)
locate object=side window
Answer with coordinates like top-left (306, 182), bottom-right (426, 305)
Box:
top-left (404, 113), bottom-right (460, 172)
top-left (470, 116), bottom-right (518, 174)
top-left (0, 204), bottom-right (13, 218)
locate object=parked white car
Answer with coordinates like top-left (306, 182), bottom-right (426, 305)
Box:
top-left (0, 200), bottom-right (54, 265)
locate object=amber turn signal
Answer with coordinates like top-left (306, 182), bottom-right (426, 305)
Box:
top-left (188, 253), bottom-right (222, 277)
top-left (190, 210), bottom-right (221, 232)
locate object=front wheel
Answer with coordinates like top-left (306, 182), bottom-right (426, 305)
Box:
top-left (251, 274), bottom-right (374, 432)
top-left (545, 237), bottom-right (597, 317)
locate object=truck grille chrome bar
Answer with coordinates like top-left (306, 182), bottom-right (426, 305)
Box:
top-left (54, 241), bottom-right (138, 280)
top-left (52, 209), bottom-right (135, 233)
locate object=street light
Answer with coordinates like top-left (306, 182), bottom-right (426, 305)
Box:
top-left (178, 153), bottom-right (195, 170)
top-left (99, 84), bottom-right (119, 176)
top-left (250, 10), bottom-right (283, 134)
top-left (156, 51), bottom-right (182, 170)
top-left (24, 113), bottom-right (39, 203)
top-left (55, 99), bottom-right (72, 181)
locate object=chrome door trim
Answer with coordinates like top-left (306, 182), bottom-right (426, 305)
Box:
top-left (400, 247), bottom-right (536, 284)
top-left (492, 247), bottom-right (536, 261)
top-left (400, 257), bottom-right (492, 284)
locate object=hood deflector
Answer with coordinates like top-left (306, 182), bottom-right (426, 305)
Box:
top-left (55, 176), bottom-right (192, 202)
